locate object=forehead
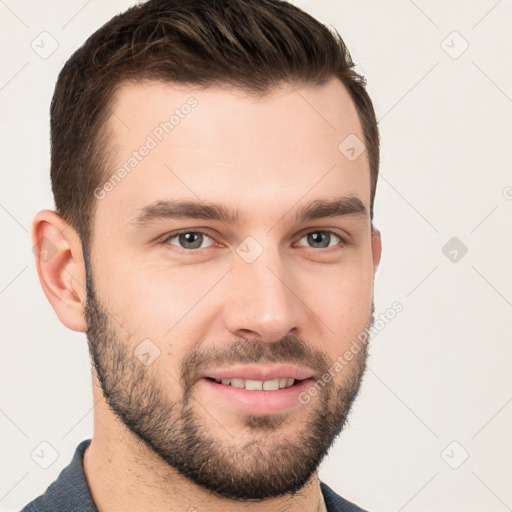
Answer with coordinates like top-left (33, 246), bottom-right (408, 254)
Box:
top-left (96, 79), bottom-right (370, 227)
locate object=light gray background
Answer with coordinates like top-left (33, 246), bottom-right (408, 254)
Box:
top-left (1, 1), bottom-right (511, 511)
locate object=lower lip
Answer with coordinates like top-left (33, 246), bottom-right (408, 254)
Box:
top-left (198, 378), bottom-right (314, 415)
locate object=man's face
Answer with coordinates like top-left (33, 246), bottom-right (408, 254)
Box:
top-left (84, 79), bottom-right (380, 500)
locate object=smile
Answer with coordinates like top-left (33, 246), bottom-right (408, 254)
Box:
top-left (206, 377), bottom-right (297, 391)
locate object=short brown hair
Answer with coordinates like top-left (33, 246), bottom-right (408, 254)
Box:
top-left (50, 0), bottom-right (379, 253)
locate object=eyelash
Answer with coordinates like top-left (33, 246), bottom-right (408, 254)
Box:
top-left (159, 229), bottom-right (347, 253)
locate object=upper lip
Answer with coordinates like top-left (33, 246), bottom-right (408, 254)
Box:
top-left (199, 364), bottom-right (316, 382)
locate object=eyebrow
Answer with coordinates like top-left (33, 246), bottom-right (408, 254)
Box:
top-left (293, 196), bottom-right (367, 223)
top-left (130, 200), bottom-right (240, 226)
top-left (129, 196), bottom-right (367, 227)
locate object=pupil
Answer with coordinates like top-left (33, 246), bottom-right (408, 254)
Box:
top-left (308, 232), bottom-right (329, 248)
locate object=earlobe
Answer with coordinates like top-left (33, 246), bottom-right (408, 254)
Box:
top-left (371, 227), bottom-right (382, 273)
top-left (32, 210), bottom-right (88, 333)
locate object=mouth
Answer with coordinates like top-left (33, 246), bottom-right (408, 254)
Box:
top-left (197, 365), bottom-right (316, 415)
top-left (204, 376), bottom-right (300, 391)
top-left (199, 364), bottom-right (315, 384)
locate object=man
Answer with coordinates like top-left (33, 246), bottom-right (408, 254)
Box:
top-left (25, 0), bottom-right (381, 510)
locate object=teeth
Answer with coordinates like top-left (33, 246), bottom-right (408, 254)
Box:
top-left (217, 377), bottom-right (296, 390)
top-left (231, 378), bottom-right (244, 388)
top-left (263, 379), bottom-right (280, 391)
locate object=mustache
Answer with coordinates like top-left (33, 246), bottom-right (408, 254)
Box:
top-left (180, 334), bottom-right (331, 388)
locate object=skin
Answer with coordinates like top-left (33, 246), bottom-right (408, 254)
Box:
top-left (33, 78), bottom-right (382, 512)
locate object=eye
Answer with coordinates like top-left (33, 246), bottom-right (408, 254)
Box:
top-left (296, 230), bottom-right (343, 249)
top-left (163, 231), bottom-right (215, 250)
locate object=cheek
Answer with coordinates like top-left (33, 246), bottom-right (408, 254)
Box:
top-left (95, 258), bottom-right (227, 341)
top-left (296, 257), bottom-right (374, 343)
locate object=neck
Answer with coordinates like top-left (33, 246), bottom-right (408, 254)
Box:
top-left (84, 387), bottom-right (324, 512)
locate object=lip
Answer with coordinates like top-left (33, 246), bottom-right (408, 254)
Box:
top-left (198, 376), bottom-right (315, 415)
top-left (199, 364), bottom-right (315, 382)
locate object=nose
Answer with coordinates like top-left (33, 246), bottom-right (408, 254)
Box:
top-left (222, 247), bottom-right (304, 342)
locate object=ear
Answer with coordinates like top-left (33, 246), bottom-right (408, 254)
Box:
top-left (371, 226), bottom-right (382, 274)
top-left (32, 210), bottom-right (88, 332)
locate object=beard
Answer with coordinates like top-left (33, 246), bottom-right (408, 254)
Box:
top-left (84, 261), bottom-right (374, 501)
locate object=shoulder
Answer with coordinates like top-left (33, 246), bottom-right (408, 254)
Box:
top-left (321, 481), bottom-right (370, 512)
top-left (21, 440), bottom-right (97, 512)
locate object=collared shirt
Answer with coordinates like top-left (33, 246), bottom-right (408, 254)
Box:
top-left (21, 439), bottom-right (368, 512)
top-left (319, 489), bottom-right (329, 512)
